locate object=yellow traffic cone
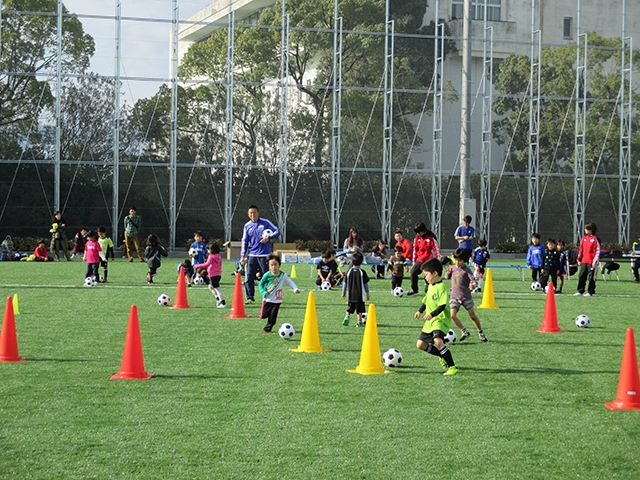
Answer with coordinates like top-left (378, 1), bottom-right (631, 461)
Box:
top-left (291, 291), bottom-right (329, 353)
top-left (478, 268), bottom-right (498, 309)
top-left (12, 293), bottom-right (19, 315)
top-left (348, 304), bottom-right (387, 375)
top-left (290, 264), bottom-right (297, 279)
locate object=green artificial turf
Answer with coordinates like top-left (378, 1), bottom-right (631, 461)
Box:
top-left (0, 259), bottom-right (639, 479)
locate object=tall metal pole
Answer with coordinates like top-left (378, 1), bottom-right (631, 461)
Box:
top-left (112, 0), bottom-right (121, 243)
top-left (54, 0), bottom-right (62, 212)
top-left (574, 1), bottom-right (587, 244)
top-left (224, 2), bottom-right (234, 242)
top-left (431, 0), bottom-right (443, 240)
top-left (527, 0), bottom-right (541, 238)
top-left (381, 2), bottom-right (394, 243)
top-left (169, 0), bottom-right (179, 250)
top-left (618, 0), bottom-right (632, 244)
top-left (459, 0), bottom-right (473, 223)
top-left (480, 0), bottom-right (493, 244)
top-left (330, 2), bottom-right (342, 248)
top-left (278, 3), bottom-right (289, 241)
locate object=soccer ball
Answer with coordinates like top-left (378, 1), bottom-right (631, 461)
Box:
top-left (194, 276), bottom-right (205, 285)
top-left (361, 312), bottom-right (367, 324)
top-left (188, 247), bottom-right (198, 258)
top-left (262, 228), bottom-right (274, 239)
top-left (83, 276), bottom-right (95, 287)
top-left (575, 314), bottom-right (590, 328)
top-left (383, 348), bottom-right (403, 368)
top-left (393, 287), bottom-right (404, 297)
top-left (531, 281), bottom-right (542, 291)
top-left (157, 294), bottom-right (170, 306)
top-left (320, 281), bottom-right (332, 291)
top-left (444, 329), bottom-right (457, 344)
top-left (278, 323), bottom-right (295, 339)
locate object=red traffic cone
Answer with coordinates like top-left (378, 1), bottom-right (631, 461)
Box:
top-left (111, 305), bottom-right (153, 380)
top-left (171, 266), bottom-right (190, 309)
top-left (536, 283), bottom-right (563, 333)
top-left (226, 272), bottom-right (249, 319)
top-left (605, 328), bottom-right (640, 410)
top-left (0, 296), bottom-right (25, 362)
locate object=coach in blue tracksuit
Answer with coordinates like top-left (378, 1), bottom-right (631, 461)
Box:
top-left (240, 205), bottom-right (281, 303)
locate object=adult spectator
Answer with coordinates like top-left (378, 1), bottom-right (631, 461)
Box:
top-left (124, 206), bottom-right (144, 262)
top-left (49, 210), bottom-right (71, 261)
top-left (343, 227), bottom-right (364, 254)
top-left (240, 205), bottom-right (280, 304)
top-left (454, 215), bottom-right (475, 254)
top-left (393, 230), bottom-right (412, 259)
top-left (407, 221), bottom-right (440, 296)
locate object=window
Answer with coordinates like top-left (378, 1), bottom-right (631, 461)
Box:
top-left (452, 0), bottom-right (501, 21)
top-left (563, 17), bottom-right (573, 39)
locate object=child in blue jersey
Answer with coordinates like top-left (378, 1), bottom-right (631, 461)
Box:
top-left (556, 240), bottom-right (568, 293)
top-left (190, 231), bottom-right (207, 281)
top-left (97, 227), bottom-right (115, 282)
top-left (414, 258), bottom-right (457, 375)
top-left (240, 205), bottom-right (281, 304)
top-left (259, 254), bottom-right (300, 333)
top-left (526, 233), bottom-right (543, 282)
top-left (472, 238), bottom-right (490, 292)
top-left (341, 251), bottom-right (370, 327)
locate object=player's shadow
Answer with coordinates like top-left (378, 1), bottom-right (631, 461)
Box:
top-left (458, 366), bottom-right (619, 375)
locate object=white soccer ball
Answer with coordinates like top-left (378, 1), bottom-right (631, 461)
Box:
top-left (278, 323), bottom-right (295, 339)
top-left (393, 287), bottom-right (404, 297)
top-left (194, 276), bottom-right (205, 285)
top-left (361, 312), bottom-right (367, 324)
top-left (531, 281), bottom-right (542, 291)
top-left (320, 281), bottom-right (331, 291)
top-left (157, 294), bottom-right (170, 306)
top-left (575, 314), bottom-right (590, 328)
top-left (262, 228), bottom-right (274, 239)
top-left (84, 276), bottom-right (95, 287)
top-left (188, 247), bottom-right (198, 258)
top-left (444, 328), bottom-right (457, 344)
top-left (383, 348), bottom-right (403, 368)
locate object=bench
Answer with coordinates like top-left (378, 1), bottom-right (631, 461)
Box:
top-left (273, 243), bottom-right (311, 263)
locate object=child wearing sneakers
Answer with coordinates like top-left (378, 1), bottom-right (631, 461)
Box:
top-left (574, 222), bottom-right (600, 297)
top-left (144, 234), bottom-right (167, 283)
top-left (472, 238), bottom-right (490, 292)
top-left (97, 227), bottom-right (114, 282)
top-left (414, 258), bottom-right (458, 375)
top-left (194, 242), bottom-right (227, 308)
top-left (259, 254), bottom-right (300, 333)
top-left (557, 240), bottom-right (568, 293)
top-left (446, 248), bottom-right (487, 342)
top-left (386, 245), bottom-right (408, 291)
top-left (539, 238), bottom-right (560, 293)
top-left (341, 251), bottom-right (370, 327)
top-left (526, 233), bottom-right (544, 282)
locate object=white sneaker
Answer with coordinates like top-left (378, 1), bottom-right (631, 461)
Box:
top-left (216, 301), bottom-right (228, 308)
top-left (583, 293), bottom-right (591, 297)
top-left (573, 292), bottom-right (582, 296)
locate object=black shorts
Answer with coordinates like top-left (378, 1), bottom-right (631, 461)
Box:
top-left (347, 301), bottom-right (366, 314)
top-left (418, 330), bottom-right (446, 344)
top-left (260, 301), bottom-right (281, 327)
top-left (208, 275), bottom-right (221, 288)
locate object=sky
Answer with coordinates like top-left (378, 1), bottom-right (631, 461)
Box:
top-left (63, 0), bottom-right (213, 104)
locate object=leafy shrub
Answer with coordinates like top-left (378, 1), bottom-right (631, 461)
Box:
top-left (493, 241), bottom-right (528, 253)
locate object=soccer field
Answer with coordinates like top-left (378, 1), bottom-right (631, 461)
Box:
top-left (1, 259), bottom-right (639, 479)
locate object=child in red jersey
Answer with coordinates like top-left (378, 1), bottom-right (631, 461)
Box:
top-left (573, 222), bottom-right (600, 297)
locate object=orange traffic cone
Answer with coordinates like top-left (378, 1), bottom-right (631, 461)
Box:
top-left (536, 283), bottom-right (563, 333)
top-left (0, 296), bottom-right (25, 362)
top-left (226, 272), bottom-right (249, 319)
top-left (478, 268), bottom-right (498, 309)
top-left (605, 328), bottom-right (640, 410)
top-left (171, 266), bottom-right (190, 309)
top-left (348, 303), bottom-right (386, 375)
top-left (111, 305), bottom-right (153, 380)
top-left (291, 291), bottom-right (329, 353)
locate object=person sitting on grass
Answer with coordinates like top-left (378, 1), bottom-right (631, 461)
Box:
top-left (414, 258), bottom-right (458, 376)
top-left (177, 258), bottom-right (195, 286)
top-left (259, 254), bottom-right (300, 333)
top-left (34, 239), bottom-right (51, 262)
top-left (445, 248), bottom-right (487, 343)
top-left (316, 250), bottom-right (340, 289)
top-left (341, 251), bottom-right (370, 327)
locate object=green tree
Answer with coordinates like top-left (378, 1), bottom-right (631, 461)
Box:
top-left (0, 0), bottom-right (95, 129)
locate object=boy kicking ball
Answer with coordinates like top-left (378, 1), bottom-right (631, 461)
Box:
top-left (414, 258), bottom-right (458, 375)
